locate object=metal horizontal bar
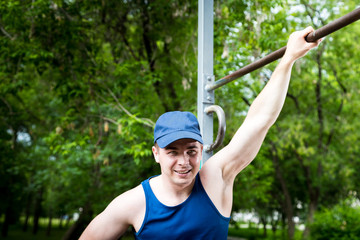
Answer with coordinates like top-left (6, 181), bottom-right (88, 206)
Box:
top-left (207, 7), bottom-right (360, 91)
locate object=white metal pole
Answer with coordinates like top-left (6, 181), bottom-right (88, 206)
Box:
top-left (197, 0), bottom-right (214, 164)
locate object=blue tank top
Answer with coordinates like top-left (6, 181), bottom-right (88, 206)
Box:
top-left (134, 174), bottom-right (230, 240)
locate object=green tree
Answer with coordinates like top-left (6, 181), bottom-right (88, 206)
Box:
top-left (1, 0), bottom-right (359, 239)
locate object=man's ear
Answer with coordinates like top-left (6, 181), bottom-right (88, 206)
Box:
top-left (152, 145), bottom-right (160, 163)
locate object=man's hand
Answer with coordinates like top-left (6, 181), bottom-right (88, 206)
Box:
top-left (283, 26), bottom-right (323, 62)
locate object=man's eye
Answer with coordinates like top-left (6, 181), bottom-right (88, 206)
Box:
top-left (168, 151), bottom-right (177, 155)
top-left (188, 150), bottom-right (196, 156)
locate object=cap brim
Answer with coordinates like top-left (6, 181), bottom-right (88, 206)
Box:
top-left (156, 130), bottom-right (203, 148)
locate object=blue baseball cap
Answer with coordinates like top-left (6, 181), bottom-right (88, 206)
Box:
top-left (154, 111), bottom-right (203, 148)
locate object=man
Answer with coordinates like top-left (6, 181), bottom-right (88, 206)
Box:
top-left (80, 27), bottom-right (322, 240)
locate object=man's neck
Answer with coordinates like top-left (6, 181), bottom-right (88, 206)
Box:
top-left (150, 174), bottom-right (196, 206)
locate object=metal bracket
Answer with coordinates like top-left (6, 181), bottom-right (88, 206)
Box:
top-left (204, 105), bottom-right (226, 152)
top-left (203, 74), bottom-right (215, 104)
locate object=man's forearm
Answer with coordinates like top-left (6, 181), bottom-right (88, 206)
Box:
top-left (245, 57), bottom-right (295, 128)
top-left (245, 26), bottom-right (321, 129)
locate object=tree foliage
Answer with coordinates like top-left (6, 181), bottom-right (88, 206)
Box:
top-left (0, 0), bottom-right (359, 239)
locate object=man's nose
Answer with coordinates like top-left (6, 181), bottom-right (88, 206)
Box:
top-left (178, 154), bottom-right (190, 165)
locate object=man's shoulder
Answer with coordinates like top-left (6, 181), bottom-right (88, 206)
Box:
top-left (114, 184), bottom-right (145, 207)
top-left (105, 184), bottom-right (146, 226)
top-left (104, 184), bottom-right (145, 217)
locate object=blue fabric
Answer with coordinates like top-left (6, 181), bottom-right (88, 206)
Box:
top-left (153, 111), bottom-right (203, 148)
top-left (134, 174), bottom-right (230, 240)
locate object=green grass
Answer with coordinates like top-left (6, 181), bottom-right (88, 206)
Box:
top-left (0, 227), bottom-right (134, 240)
top-left (0, 217), bottom-right (135, 240)
top-left (1, 217), bottom-right (301, 240)
top-left (0, 217), bottom-right (72, 239)
top-left (228, 227), bottom-right (304, 240)
top-left (0, 227), bottom-right (65, 240)
top-left (0, 224), bottom-right (135, 240)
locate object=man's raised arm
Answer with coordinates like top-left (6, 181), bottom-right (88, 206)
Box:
top-left (207, 27), bottom-right (322, 183)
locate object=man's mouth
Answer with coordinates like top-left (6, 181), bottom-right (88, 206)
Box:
top-left (174, 169), bottom-right (191, 174)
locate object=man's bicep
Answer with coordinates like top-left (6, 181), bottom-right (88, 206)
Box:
top-left (80, 206), bottom-right (129, 240)
top-left (80, 186), bottom-right (145, 240)
top-left (213, 119), bottom-right (269, 181)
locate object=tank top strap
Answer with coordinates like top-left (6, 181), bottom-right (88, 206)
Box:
top-left (138, 176), bottom-right (157, 235)
top-left (141, 176), bottom-right (162, 206)
top-left (193, 173), bottom-right (201, 192)
top-left (141, 177), bottom-right (152, 201)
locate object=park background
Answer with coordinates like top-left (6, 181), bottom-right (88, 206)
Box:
top-left (1, 0), bottom-right (360, 239)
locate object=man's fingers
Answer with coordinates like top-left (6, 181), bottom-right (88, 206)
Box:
top-left (303, 26), bottom-right (315, 37)
top-left (297, 26), bottom-right (322, 49)
top-left (303, 26), bottom-right (323, 46)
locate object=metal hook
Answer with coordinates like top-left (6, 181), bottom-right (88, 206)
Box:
top-left (204, 105), bottom-right (226, 152)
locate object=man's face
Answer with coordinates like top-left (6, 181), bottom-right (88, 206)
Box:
top-left (152, 138), bottom-right (203, 186)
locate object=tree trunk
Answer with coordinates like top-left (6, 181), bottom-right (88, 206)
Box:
top-left (1, 205), bottom-right (11, 237)
top-left (281, 183), bottom-right (295, 239)
top-left (47, 212), bottom-right (52, 236)
top-left (32, 187), bottom-right (43, 235)
top-left (281, 213), bottom-right (286, 240)
top-left (22, 193), bottom-right (32, 232)
top-left (62, 204), bottom-right (93, 240)
top-left (260, 216), bottom-right (267, 237)
top-left (271, 220), bottom-right (277, 237)
top-left (302, 198), bottom-right (318, 238)
top-left (301, 46), bottom-right (323, 239)
top-left (59, 216), bottom-right (63, 229)
top-left (270, 142), bottom-right (295, 239)
top-left (65, 216), bottom-right (71, 227)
